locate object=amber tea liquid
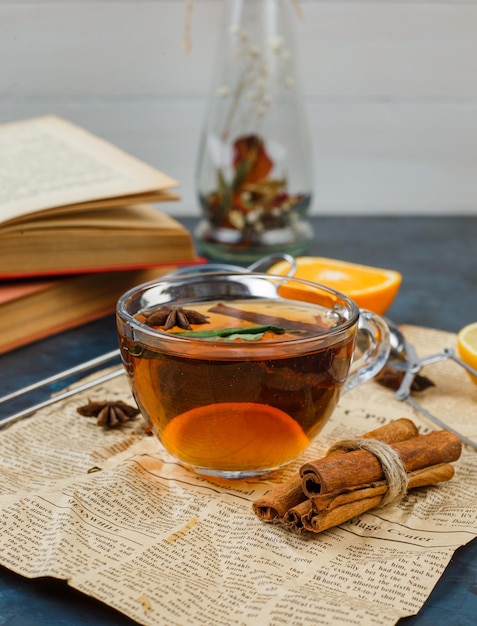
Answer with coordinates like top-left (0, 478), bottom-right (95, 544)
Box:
top-left (120, 298), bottom-right (355, 477)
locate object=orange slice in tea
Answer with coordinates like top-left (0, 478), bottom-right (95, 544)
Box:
top-left (162, 402), bottom-right (309, 472)
top-left (457, 322), bottom-right (477, 385)
top-left (269, 256), bottom-right (402, 315)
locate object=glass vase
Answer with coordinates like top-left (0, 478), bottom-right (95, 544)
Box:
top-left (195, 0), bottom-right (314, 264)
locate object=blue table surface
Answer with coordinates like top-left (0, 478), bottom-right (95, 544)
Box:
top-left (1, 216), bottom-right (476, 625)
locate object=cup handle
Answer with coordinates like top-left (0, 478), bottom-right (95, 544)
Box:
top-left (342, 310), bottom-right (391, 394)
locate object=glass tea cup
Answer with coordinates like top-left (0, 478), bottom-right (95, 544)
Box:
top-left (116, 272), bottom-right (390, 479)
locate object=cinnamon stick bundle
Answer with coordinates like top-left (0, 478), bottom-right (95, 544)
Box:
top-left (252, 418), bottom-right (418, 521)
top-left (252, 419), bottom-right (461, 534)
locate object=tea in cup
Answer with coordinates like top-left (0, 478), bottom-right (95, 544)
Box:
top-left (116, 272), bottom-right (390, 479)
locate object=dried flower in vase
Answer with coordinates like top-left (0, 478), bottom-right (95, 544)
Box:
top-left (194, 0), bottom-right (313, 259)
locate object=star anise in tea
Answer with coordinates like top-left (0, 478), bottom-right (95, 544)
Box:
top-left (77, 400), bottom-right (140, 429)
top-left (143, 305), bottom-right (210, 331)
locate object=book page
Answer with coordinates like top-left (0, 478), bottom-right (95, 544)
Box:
top-left (0, 204), bottom-right (187, 234)
top-left (0, 116), bottom-right (179, 224)
top-left (0, 326), bottom-right (476, 626)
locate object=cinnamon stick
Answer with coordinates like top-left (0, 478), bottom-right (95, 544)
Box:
top-left (355, 418), bottom-right (418, 445)
top-left (208, 302), bottom-right (327, 334)
top-left (283, 499), bottom-right (314, 531)
top-left (252, 418), bottom-right (419, 521)
top-left (302, 495), bottom-right (384, 534)
top-left (252, 475), bottom-right (304, 521)
top-left (300, 430), bottom-right (461, 498)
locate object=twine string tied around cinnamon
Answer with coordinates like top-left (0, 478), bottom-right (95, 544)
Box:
top-left (326, 438), bottom-right (409, 506)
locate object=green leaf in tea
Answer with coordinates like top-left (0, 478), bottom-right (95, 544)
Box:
top-left (225, 332), bottom-right (266, 341)
top-left (171, 325), bottom-right (299, 340)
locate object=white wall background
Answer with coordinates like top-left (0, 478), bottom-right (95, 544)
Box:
top-left (1, 0), bottom-right (477, 217)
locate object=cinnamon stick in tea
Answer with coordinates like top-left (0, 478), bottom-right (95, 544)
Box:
top-left (252, 418), bottom-right (418, 521)
top-left (208, 302), bottom-right (327, 333)
top-left (300, 430), bottom-right (461, 498)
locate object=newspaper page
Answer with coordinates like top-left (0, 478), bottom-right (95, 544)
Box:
top-left (0, 325), bottom-right (476, 626)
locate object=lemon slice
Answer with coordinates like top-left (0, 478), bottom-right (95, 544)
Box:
top-left (457, 322), bottom-right (477, 385)
top-left (269, 256), bottom-right (402, 315)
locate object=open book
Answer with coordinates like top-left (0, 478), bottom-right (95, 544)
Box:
top-left (0, 116), bottom-right (197, 277)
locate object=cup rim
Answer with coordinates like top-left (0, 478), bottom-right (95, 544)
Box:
top-left (116, 271), bottom-right (360, 350)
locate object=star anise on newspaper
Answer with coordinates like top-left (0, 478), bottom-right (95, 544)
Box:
top-left (77, 400), bottom-right (140, 429)
top-left (142, 305), bottom-right (210, 331)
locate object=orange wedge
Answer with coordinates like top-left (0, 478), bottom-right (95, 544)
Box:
top-left (269, 256), bottom-right (402, 315)
top-left (457, 322), bottom-right (477, 385)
